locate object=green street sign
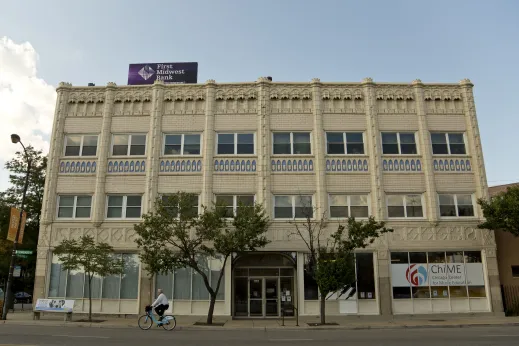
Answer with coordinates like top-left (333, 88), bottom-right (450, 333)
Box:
top-left (15, 250), bottom-right (33, 255)
top-left (16, 254), bottom-right (28, 259)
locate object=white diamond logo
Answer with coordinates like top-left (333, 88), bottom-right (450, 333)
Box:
top-left (138, 65), bottom-right (155, 80)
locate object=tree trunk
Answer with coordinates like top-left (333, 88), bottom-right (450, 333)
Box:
top-left (320, 294), bottom-right (326, 325)
top-left (206, 294), bottom-right (216, 325)
top-left (88, 275), bottom-right (92, 322)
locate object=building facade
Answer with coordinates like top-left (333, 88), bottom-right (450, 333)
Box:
top-left (34, 77), bottom-right (503, 317)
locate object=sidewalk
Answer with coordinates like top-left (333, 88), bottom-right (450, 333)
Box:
top-left (2, 310), bottom-right (519, 331)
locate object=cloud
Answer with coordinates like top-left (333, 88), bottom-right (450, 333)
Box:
top-left (0, 37), bottom-right (56, 188)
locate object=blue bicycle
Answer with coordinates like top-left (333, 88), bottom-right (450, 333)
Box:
top-left (138, 305), bottom-right (176, 331)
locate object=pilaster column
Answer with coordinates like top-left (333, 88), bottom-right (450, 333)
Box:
top-left (144, 80), bottom-right (165, 213)
top-left (311, 78), bottom-right (327, 219)
top-left (92, 82), bottom-right (117, 226)
top-left (201, 80), bottom-right (216, 208)
top-left (256, 77), bottom-right (272, 215)
top-left (362, 78), bottom-right (384, 220)
top-left (412, 79), bottom-right (439, 221)
top-left (376, 250), bottom-right (392, 316)
top-left (41, 82), bottom-right (72, 226)
top-left (459, 79), bottom-right (489, 212)
top-left (35, 82), bottom-right (71, 301)
top-left (483, 248), bottom-right (504, 315)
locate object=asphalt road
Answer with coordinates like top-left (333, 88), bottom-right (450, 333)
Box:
top-left (0, 324), bottom-right (519, 346)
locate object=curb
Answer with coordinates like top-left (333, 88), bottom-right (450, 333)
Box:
top-left (2, 319), bottom-right (519, 331)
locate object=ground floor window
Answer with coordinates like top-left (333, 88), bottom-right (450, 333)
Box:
top-left (48, 253), bottom-right (140, 299)
top-left (303, 252), bottom-right (376, 300)
top-left (155, 256), bottom-right (225, 301)
top-left (390, 251), bottom-right (486, 299)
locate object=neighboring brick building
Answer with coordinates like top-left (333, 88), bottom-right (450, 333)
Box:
top-left (34, 77), bottom-right (503, 318)
top-left (489, 183), bottom-right (519, 287)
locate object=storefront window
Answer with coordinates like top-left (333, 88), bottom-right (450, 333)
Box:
top-left (303, 255), bottom-right (319, 300)
top-left (390, 251), bottom-right (486, 300)
top-left (156, 256), bottom-right (225, 301)
top-left (356, 253), bottom-right (375, 299)
top-left (49, 253), bottom-right (139, 299)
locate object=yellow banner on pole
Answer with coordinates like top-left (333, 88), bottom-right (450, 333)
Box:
top-left (7, 207), bottom-right (26, 244)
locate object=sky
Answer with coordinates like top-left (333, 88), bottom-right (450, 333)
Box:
top-left (0, 0), bottom-right (518, 191)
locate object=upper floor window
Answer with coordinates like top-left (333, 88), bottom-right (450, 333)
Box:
top-left (431, 133), bottom-right (466, 155)
top-left (64, 135), bottom-right (98, 157)
top-left (381, 132), bottom-right (417, 155)
top-left (326, 132), bottom-right (364, 155)
top-left (273, 132), bottom-right (311, 155)
top-left (387, 194), bottom-right (424, 218)
top-left (274, 195), bottom-right (313, 219)
top-left (329, 194), bottom-right (369, 218)
top-left (164, 134), bottom-right (201, 155)
top-left (57, 195), bottom-right (92, 218)
top-left (161, 194), bottom-right (199, 218)
top-left (439, 194), bottom-right (474, 217)
top-left (217, 133), bottom-right (254, 155)
top-left (112, 134), bottom-right (146, 156)
top-left (215, 195), bottom-right (255, 217)
top-left (107, 195), bottom-right (142, 219)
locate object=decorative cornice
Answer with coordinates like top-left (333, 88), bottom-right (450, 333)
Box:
top-left (106, 82), bottom-right (117, 88)
top-left (257, 77), bottom-right (272, 83)
top-left (361, 77), bottom-right (374, 85)
top-left (411, 79), bottom-right (423, 86)
top-left (311, 78), bottom-right (321, 83)
top-left (459, 78), bottom-right (473, 87)
top-left (206, 79), bottom-right (216, 85)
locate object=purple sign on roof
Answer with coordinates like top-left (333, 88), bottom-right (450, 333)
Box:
top-left (127, 62), bottom-right (198, 85)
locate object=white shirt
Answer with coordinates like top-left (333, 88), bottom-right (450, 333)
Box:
top-left (152, 293), bottom-right (168, 307)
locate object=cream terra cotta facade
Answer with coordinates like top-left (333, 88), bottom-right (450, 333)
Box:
top-left (34, 77), bottom-right (503, 317)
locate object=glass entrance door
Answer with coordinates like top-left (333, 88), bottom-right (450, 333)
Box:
top-left (249, 278), bottom-right (263, 317)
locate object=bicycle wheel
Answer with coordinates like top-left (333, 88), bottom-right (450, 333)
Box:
top-left (138, 314), bottom-right (153, 330)
top-left (161, 315), bottom-right (176, 330)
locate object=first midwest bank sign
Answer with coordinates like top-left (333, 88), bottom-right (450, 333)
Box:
top-left (127, 62), bottom-right (198, 85)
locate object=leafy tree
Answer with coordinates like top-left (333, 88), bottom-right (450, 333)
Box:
top-left (289, 197), bottom-right (392, 325)
top-left (0, 147), bottom-right (46, 291)
top-left (53, 235), bottom-right (124, 322)
top-left (134, 192), bottom-right (270, 324)
top-left (478, 185), bottom-right (519, 236)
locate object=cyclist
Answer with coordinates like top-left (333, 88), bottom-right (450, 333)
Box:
top-left (151, 289), bottom-right (169, 321)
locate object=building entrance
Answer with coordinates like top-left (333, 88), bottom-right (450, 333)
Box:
top-left (233, 253), bottom-right (296, 318)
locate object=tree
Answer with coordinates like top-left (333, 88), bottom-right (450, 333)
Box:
top-left (134, 192), bottom-right (270, 325)
top-left (0, 147), bottom-right (46, 291)
top-left (289, 197), bottom-right (392, 325)
top-left (478, 185), bottom-right (519, 236)
top-left (53, 235), bottom-right (124, 322)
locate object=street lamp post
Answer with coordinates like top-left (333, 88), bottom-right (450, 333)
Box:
top-left (1, 134), bottom-right (31, 320)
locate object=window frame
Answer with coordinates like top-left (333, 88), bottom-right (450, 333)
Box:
top-left (512, 266), bottom-right (519, 279)
top-left (430, 132), bottom-right (468, 155)
top-left (272, 132), bottom-right (312, 156)
top-left (215, 132), bottom-right (256, 156)
top-left (381, 132), bottom-right (419, 155)
top-left (438, 193), bottom-right (476, 218)
top-left (162, 133), bottom-right (202, 156)
top-left (160, 194), bottom-right (200, 218)
top-left (111, 134), bottom-right (147, 157)
top-left (63, 134), bottom-right (99, 157)
top-left (215, 194), bottom-right (256, 218)
top-left (328, 194), bottom-right (370, 219)
top-left (386, 194), bottom-right (426, 219)
top-left (325, 132), bottom-right (366, 155)
top-left (56, 195), bottom-right (93, 219)
top-left (273, 195), bottom-right (314, 219)
top-left (105, 195), bottom-right (143, 220)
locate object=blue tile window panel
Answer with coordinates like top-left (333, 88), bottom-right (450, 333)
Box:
top-left (159, 159), bottom-right (203, 173)
top-left (214, 159), bottom-right (256, 172)
top-left (59, 160), bottom-right (97, 174)
top-left (271, 159), bottom-right (314, 172)
top-left (382, 159), bottom-right (422, 172)
top-left (325, 159), bottom-right (368, 172)
top-left (108, 160), bottom-right (147, 173)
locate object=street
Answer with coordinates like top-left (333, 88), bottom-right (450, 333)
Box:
top-left (0, 324), bottom-right (519, 346)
